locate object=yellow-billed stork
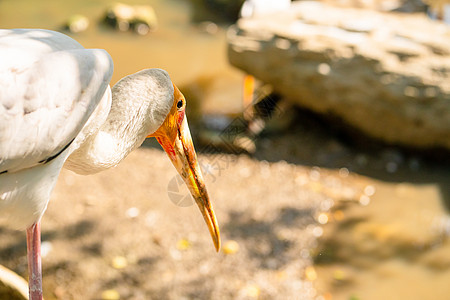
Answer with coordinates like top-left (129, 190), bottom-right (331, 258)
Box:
top-left (0, 28), bottom-right (220, 300)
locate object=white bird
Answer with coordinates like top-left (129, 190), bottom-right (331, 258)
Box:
top-left (0, 28), bottom-right (220, 300)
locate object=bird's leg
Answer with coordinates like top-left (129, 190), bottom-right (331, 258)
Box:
top-left (26, 221), bottom-right (43, 300)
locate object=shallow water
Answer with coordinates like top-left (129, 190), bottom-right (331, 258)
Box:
top-left (0, 0), bottom-right (238, 87)
top-left (1, 1), bottom-right (449, 299)
top-left (252, 110), bottom-right (450, 299)
top-left (314, 167), bottom-right (450, 300)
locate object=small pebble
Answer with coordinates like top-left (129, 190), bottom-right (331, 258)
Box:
top-left (41, 241), bottom-right (53, 258)
top-left (333, 269), bottom-right (347, 281)
top-left (101, 289), bottom-right (120, 300)
top-left (134, 23), bottom-right (150, 35)
top-left (312, 226), bottom-right (323, 237)
top-left (364, 185), bottom-right (376, 196)
top-left (53, 286), bottom-right (66, 298)
top-left (339, 167), bottom-right (349, 178)
top-left (317, 213), bottom-right (329, 225)
top-left (176, 239), bottom-right (191, 251)
top-left (126, 207), bottom-right (140, 218)
top-left (359, 195), bottom-right (370, 206)
top-left (198, 21), bottom-right (219, 34)
top-left (145, 211), bottom-right (158, 227)
top-left (112, 256), bottom-right (128, 269)
top-left (244, 284), bottom-right (260, 298)
top-left (223, 240), bottom-right (240, 255)
top-left (170, 248), bottom-right (182, 260)
top-left (333, 270), bottom-right (347, 281)
top-left (305, 265), bottom-right (317, 281)
top-left (404, 86), bottom-right (419, 97)
top-left (317, 63), bottom-right (331, 75)
top-left (67, 15), bottom-right (89, 33)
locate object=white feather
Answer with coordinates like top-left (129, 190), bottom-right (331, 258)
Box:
top-left (65, 68), bottom-right (173, 174)
top-left (0, 29), bottom-right (174, 229)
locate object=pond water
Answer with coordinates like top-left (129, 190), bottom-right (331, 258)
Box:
top-left (1, 1), bottom-right (449, 300)
top-left (0, 0), bottom-right (239, 89)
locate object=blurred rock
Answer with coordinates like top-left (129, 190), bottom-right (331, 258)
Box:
top-left (65, 14), bottom-right (89, 33)
top-left (188, 0), bottom-right (245, 23)
top-left (321, 0), bottom-right (427, 12)
top-left (197, 21), bottom-right (219, 34)
top-left (223, 240), bottom-right (240, 254)
top-left (240, 0), bottom-right (291, 18)
top-left (103, 3), bottom-right (158, 35)
top-left (228, 1), bottom-right (450, 150)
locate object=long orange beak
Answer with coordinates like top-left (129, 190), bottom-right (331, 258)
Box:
top-left (152, 113), bottom-right (220, 252)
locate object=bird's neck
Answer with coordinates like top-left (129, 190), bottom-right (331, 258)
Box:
top-left (64, 70), bottom-right (172, 175)
top-left (64, 90), bottom-right (147, 174)
top-left (73, 126), bottom-right (145, 175)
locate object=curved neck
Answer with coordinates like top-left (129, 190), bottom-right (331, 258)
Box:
top-left (64, 89), bottom-right (147, 174)
top-left (64, 69), bottom-right (173, 175)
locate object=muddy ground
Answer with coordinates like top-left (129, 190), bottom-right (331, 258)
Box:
top-left (0, 110), bottom-right (373, 300)
top-left (1, 1), bottom-right (449, 299)
top-left (1, 102), bottom-right (450, 300)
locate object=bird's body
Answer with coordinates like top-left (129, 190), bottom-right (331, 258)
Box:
top-left (0, 29), bottom-right (219, 300)
top-left (0, 29), bottom-right (114, 230)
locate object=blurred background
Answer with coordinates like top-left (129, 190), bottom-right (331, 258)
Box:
top-left (0, 0), bottom-right (449, 299)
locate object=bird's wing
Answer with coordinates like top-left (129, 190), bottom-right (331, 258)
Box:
top-left (0, 29), bottom-right (113, 173)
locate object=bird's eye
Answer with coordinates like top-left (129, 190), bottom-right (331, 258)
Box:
top-left (177, 99), bottom-right (184, 110)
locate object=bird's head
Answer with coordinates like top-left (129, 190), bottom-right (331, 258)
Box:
top-left (148, 80), bottom-right (220, 252)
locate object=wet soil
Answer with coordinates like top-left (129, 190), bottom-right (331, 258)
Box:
top-left (0, 141), bottom-right (365, 299)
